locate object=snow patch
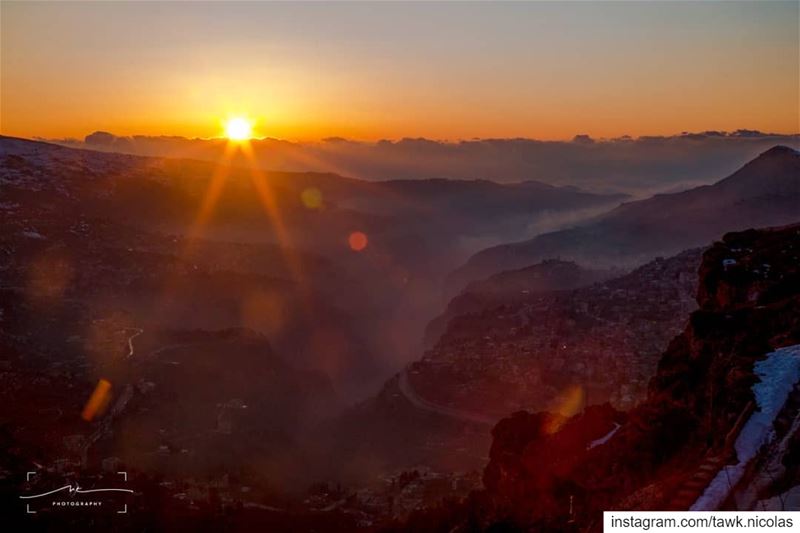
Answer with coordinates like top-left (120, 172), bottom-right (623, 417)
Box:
top-left (756, 484), bottom-right (800, 511)
top-left (21, 230), bottom-right (45, 240)
top-left (690, 344), bottom-right (800, 510)
top-left (587, 422), bottom-right (621, 450)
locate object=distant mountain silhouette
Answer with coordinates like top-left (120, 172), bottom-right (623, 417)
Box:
top-left (447, 146), bottom-right (800, 296)
top-left (58, 129), bottom-right (800, 193)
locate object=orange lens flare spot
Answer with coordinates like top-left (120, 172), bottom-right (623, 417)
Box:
top-left (301, 187), bottom-right (323, 209)
top-left (348, 231), bottom-right (368, 252)
top-left (81, 378), bottom-right (112, 422)
top-left (543, 385), bottom-right (585, 434)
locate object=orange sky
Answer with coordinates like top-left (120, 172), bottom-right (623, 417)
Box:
top-left (1, 2), bottom-right (798, 141)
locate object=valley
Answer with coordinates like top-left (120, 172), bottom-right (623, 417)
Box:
top-left (1, 137), bottom-right (799, 530)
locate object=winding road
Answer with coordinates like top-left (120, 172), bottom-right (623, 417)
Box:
top-left (81, 327), bottom-right (143, 465)
top-left (124, 328), bottom-right (144, 359)
top-left (397, 369), bottom-right (497, 427)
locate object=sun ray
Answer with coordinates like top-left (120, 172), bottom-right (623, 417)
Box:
top-left (186, 141), bottom-right (237, 242)
top-left (151, 141), bottom-right (237, 319)
top-left (153, 125), bottom-right (316, 326)
top-left (238, 141), bottom-right (313, 306)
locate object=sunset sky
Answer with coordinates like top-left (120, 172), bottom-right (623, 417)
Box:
top-left (2, 1), bottom-right (798, 141)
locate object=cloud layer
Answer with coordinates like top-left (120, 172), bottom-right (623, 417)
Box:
top-left (50, 130), bottom-right (799, 195)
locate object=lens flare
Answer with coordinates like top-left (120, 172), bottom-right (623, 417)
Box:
top-left (348, 231), bottom-right (368, 252)
top-left (81, 378), bottom-right (112, 422)
top-left (544, 385), bottom-right (585, 434)
top-left (301, 187), bottom-right (323, 209)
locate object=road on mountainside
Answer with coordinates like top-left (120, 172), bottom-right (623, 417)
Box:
top-left (397, 369), bottom-right (497, 427)
top-left (125, 328), bottom-right (144, 359)
top-left (82, 328), bottom-right (143, 465)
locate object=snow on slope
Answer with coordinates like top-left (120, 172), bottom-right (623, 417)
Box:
top-left (587, 422), bottom-right (621, 450)
top-left (691, 344), bottom-right (800, 511)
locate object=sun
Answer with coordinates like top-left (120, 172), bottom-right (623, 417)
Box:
top-left (224, 117), bottom-right (253, 141)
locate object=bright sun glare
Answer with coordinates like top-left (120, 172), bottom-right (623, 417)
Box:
top-left (225, 117), bottom-right (253, 141)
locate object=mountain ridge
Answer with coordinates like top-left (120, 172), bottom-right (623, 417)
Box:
top-left (447, 145), bottom-right (800, 297)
